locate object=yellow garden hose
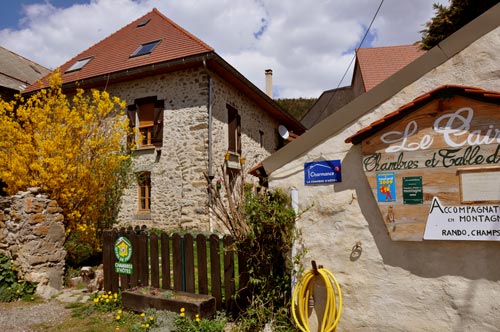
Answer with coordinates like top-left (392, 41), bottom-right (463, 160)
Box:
top-left (292, 262), bottom-right (342, 332)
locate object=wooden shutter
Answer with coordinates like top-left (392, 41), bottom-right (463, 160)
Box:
top-left (152, 100), bottom-right (164, 146)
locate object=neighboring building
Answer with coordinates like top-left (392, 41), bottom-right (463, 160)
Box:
top-left (25, 8), bottom-right (305, 231)
top-left (301, 44), bottom-right (425, 128)
top-left (0, 46), bottom-right (50, 100)
top-left (257, 4), bottom-right (500, 331)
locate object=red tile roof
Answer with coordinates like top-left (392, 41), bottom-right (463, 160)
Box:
top-left (25, 8), bottom-right (213, 92)
top-left (23, 8), bottom-right (305, 135)
top-left (345, 85), bottom-right (500, 144)
top-left (355, 44), bottom-right (425, 91)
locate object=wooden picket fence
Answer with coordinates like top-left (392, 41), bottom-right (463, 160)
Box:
top-left (102, 227), bottom-right (249, 311)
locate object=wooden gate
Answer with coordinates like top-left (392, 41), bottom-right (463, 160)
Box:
top-left (102, 227), bottom-right (248, 311)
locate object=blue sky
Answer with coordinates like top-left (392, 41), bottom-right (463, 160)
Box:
top-left (0, 0), bottom-right (446, 98)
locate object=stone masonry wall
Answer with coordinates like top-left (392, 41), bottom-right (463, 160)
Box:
top-left (269, 27), bottom-right (500, 331)
top-left (0, 188), bottom-right (66, 298)
top-left (113, 67), bottom-right (280, 231)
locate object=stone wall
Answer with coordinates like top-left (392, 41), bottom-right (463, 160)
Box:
top-left (0, 188), bottom-right (66, 298)
top-left (113, 68), bottom-right (280, 231)
top-left (268, 27), bottom-right (500, 331)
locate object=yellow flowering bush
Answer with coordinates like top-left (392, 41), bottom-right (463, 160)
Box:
top-left (0, 72), bottom-right (134, 263)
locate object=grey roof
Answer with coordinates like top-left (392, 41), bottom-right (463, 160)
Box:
top-left (260, 3), bottom-right (500, 176)
top-left (0, 46), bottom-right (50, 92)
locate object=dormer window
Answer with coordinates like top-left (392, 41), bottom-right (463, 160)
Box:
top-left (65, 56), bottom-right (93, 73)
top-left (130, 40), bottom-right (161, 57)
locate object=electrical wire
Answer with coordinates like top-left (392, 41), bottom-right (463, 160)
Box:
top-left (292, 266), bottom-right (343, 332)
top-left (310, 0), bottom-right (385, 126)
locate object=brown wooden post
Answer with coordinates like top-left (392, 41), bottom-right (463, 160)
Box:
top-left (184, 233), bottom-right (195, 293)
top-left (223, 235), bottom-right (235, 312)
top-left (161, 232), bottom-right (171, 290)
top-left (138, 231), bottom-right (149, 286)
top-left (172, 233), bottom-right (183, 291)
top-left (209, 234), bottom-right (222, 309)
top-left (102, 229), bottom-right (119, 292)
top-left (118, 228), bottom-right (131, 290)
top-left (150, 232), bottom-right (160, 288)
top-left (129, 231), bottom-right (138, 287)
top-left (196, 234), bottom-right (208, 295)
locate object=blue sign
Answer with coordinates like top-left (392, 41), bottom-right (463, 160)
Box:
top-left (376, 172), bottom-right (396, 202)
top-left (304, 160), bottom-right (342, 185)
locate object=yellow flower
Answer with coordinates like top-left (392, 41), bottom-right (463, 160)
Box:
top-left (114, 293), bottom-right (118, 298)
top-left (117, 309), bottom-right (122, 314)
top-left (195, 314), bottom-right (200, 322)
top-left (115, 315), bottom-right (120, 320)
top-left (93, 298), bottom-right (99, 303)
top-left (140, 312), bottom-right (145, 317)
top-left (115, 327), bottom-right (120, 331)
top-left (149, 316), bottom-right (154, 321)
top-left (145, 324), bottom-right (149, 328)
top-left (180, 308), bottom-right (185, 313)
top-left (106, 299), bottom-right (110, 303)
top-left (180, 313), bottom-right (185, 317)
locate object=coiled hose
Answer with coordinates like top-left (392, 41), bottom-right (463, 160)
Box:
top-left (292, 263), bottom-right (342, 332)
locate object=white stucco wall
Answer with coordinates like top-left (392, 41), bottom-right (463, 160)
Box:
top-left (269, 27), bottom-right (500, 331)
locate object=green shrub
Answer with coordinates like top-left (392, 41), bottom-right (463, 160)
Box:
top-left (174, 310), bottom-right (228, 332)
top-left (0, 253), bottom-right (36, 302)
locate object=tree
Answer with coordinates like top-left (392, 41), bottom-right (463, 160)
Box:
top-left (0, 72), bottom-right (133, 257)
top-left (420, 0), bottom-right (499, 50)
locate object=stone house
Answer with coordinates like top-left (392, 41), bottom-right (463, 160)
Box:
top-left (254, 4), bottom-right (500, 331)
top-left (25, 8), bottom-right (305, 231)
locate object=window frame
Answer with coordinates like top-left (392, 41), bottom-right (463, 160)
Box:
top-left (65, 56), bottom-right (93, 73)
top-left (137, 172), bottom-right (151, 214)
top-left (130, 40), bottom-right (161, 58)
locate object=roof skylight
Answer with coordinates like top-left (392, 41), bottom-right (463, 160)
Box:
top-left (65, 56), bottom-right (93, 73)
top-left (137, 19), bottom-right (151, 27)
top-left (130, 40), bottom-right (161, 57)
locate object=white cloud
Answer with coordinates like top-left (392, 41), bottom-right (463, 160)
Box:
top-left (0, 0), bottom-right (445, 98)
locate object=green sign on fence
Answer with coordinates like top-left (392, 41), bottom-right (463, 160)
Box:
top-left (114, 236), bottom-right (133, 275)
top-left (115, 262), bottom-right (133, 275)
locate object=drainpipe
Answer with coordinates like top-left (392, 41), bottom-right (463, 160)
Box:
top-left (204, 59), bottom-right (214, 232)
top-left (208, 76), bottom-right (213, 179)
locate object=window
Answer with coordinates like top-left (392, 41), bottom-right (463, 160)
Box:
top-left (65, 56), bottom-right (93, 73)
top-left (127, 97), bottom-right (164, 148)
top-left (227, 105), bottom-right (241, 154)
top-left (137, 172), bottom-right (151, 213)
top-left (130, 40), bottom-right (161, 57)
top-left (137, 18), bottom-right (150, 27)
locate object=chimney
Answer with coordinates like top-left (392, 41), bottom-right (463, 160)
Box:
top-left (265, 69), bottom-right (273, 98)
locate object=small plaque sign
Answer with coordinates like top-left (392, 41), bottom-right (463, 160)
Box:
top-left (403, 176), bottom-right (423, 204)
top-left (376, 172), bottom-right (396, 202)
top-left (304, 160), bottom-right (342, 185)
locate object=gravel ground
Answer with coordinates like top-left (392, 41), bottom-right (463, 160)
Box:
top-left (0, 300), bottom-right (71, 332)
top-left (0, 289), bottom-right (87, 332)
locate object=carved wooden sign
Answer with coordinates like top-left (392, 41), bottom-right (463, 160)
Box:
top-left (353, 88), bottom-right (500, 241)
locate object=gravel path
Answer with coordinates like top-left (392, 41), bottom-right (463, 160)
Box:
top-left (0, 300), bottom-right (71, 332)
top-left (0, 289), bottom-right (87, 332)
